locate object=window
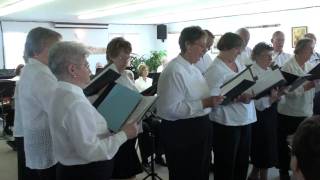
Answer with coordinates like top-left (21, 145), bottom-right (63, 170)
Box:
top-left (3, 32), bottom-right (26, 69)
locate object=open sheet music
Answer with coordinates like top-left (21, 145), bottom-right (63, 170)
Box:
top-left (83, 63), bottom-right (120, 96)
top-left (245, 68), bottom-right (286, 99)
top-left (220, 65), bottom-right (256, 105)
top-left (93, 83), bottom-right (157, 132)
top-left (281, 63), bottom-right (320, 92)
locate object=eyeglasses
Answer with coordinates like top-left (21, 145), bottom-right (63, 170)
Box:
top-left (193, 42), bottom-right (207, 49)
top-left (117, 55), bottom-right (132, 62)
top-left (72, 61), bottom-right (90, 70)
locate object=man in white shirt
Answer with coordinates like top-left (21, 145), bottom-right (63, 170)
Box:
top-left (18, 27), bottom-right (62, 180)
top-left (194, 29), bottom-right (215, 74)
top-left (271, 31), bottom-right (291, 67)
top-left (236, 28), bottom-right (253, 66)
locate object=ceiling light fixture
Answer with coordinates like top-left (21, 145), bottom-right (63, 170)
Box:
top-left (0, 0), bottom-right (53, 16)
top-left (78, 0), bottom-right (186, 20)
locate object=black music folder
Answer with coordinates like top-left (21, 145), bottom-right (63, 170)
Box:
top-left (245, 68), bottom-right (286, 99)
top-left (281, 63), bottom-right (320, 92)
top-left (141, 83), bottom-right (158, 96)
top-left (84, 63), bottom-right (120, 96)
top-left (93, 83), bottom-right (157, 132)
top-left (220, 65), bottom-right (256, 105)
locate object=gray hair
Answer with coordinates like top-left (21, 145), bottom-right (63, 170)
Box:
top-left (48, 41), bottom-right (90, 80)
top-left (24, 27), bottom-right (62, 59)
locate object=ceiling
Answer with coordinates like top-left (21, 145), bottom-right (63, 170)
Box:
top-left (0, 0), bottom-right (319, 25)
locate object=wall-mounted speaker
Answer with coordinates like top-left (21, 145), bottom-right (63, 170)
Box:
top-left (157, 24), bottom-right (167, 41)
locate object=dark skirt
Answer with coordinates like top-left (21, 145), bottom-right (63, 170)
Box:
top-left (111, 138), bottom-right (142, 178)
top-left (160, 115), bottom-right (212, 180)
top-left (56, 160), bottom-right (113, 180)
top-left (250, 103), bottom-right (278, 168)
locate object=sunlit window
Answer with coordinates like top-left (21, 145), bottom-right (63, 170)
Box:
top-left (3, 32), bottom-right (26, 69)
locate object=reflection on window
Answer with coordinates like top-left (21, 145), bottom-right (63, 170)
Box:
top-left (3, 32), bottom-right (26, 69)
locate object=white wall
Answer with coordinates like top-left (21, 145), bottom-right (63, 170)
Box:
top-left (108, 24), bottom-right (158, 56)
top-left (0, 21), bottom-right (156, 72)
top-left (166, 6), bottom-right (320, 54)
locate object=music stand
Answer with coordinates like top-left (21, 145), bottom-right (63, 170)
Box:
top-left (142, 113), bottom-right (163, 180)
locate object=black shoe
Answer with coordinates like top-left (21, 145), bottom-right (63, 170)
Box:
top-left (6, 140), bottom-right (16, 151)
top-left (155, 156), bottom-right (167, 166)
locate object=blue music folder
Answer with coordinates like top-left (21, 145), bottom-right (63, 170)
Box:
top-left (97, 84), bottom-right (142, 132)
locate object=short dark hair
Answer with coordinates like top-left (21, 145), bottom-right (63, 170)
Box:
top-left (292, 116), bottom-right (320, 180)
top-left (294, 38), bottom-right (314, 55)
top-left (24, 27), bottom-right (62, 59)
top-left (106, 37), bottom-right (132, 61)
top-left (217, 32), bottom-right (243, 51)
top-left (178, 26), bottom-right (206, 53)
top-left (251, 42), bottom-right (273, 60)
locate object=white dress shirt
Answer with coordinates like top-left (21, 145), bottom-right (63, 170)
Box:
top-left (308, 52), bottom-right (320, 67)
top-left (236, 47), bottom-right (253, 66)
top-left (18, 58), bottom-right (57, 169)
top-left (49, 81), bottom-right (127, 166)
top-left (156, 54), bottom-right (211, 121)
top-left (251, 62), bottom-right (273, 111)
top-left (277, 56), bottom-right (316, 117)
top-left (110, 64), bottom-right (139, 92)
top-left (13, 80), bottom-right (23, 137)
top-left (194, 52), bottom-right (214, 74)
top-left (272, 51), bottom-right (292, 67)
top-left (135, 76), bottom-right (153, 92)
top-left (204, 57), bottom-right (257, 126)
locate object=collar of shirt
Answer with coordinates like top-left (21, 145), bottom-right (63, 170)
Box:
top-left (252, 62), bottom-right (270, 76)
top-left (58, 81), bottom-right (86, 98)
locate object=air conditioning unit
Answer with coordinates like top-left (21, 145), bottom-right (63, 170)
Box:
top-left (53, 22), bottom-right (108, 29)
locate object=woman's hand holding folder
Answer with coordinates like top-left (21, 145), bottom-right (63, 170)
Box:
top-left (235, 93), bottom-right (253, 104)
top-left (202, 95), bottom-right (225, 108)
top-left (121, 122), bottom-right (139, 140)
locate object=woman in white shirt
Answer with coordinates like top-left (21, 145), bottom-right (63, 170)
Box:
top-left (247, 42), bottom-right (281, 180)
top-left (47, 41), bottom-right (138, 180)
top-left (105, 37), bottom-right (142, 179)
top-left (277, 38), bottom-right (316, 180)
top-left (135, 64), bottom-right (153, 92)
top-left (204, 32), bottom-right (256, 180)
top-left (157, 26), bottom-right (224, 180)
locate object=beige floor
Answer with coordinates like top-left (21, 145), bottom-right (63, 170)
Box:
top-left (0, 137), bottom-right (290, 180)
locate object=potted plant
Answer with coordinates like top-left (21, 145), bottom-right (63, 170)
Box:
top-left (145, 50), bottom-right (167, 72)
top-left (130, 54), bottom-right (147, 73)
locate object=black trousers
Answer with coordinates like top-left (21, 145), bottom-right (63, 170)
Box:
top-left (212, 121), bottom-right (251, 180)
top-left (15, 137), bottom-right (38, 180)
top-left (56, 160), bottom-right (113, 180)
top-left (160, 115), bottom-right (212, 180)
top-left (277, 113), bottom-right (305, 172)
top-left (313, 91), bottom-right (320, 115)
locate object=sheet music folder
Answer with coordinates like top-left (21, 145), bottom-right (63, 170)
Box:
top-left (245, 68), bottom-right (286, 99)
top-left (141, 83), bottom-right (158, 96)
top-left (84, 63), bottom-right (120, 96)
top-left (93, 83), bottom-right (157, 132)
top-left (281, 63), bottom-right (320, 92)
top-left (220, 65), bottom-right (256, 105)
